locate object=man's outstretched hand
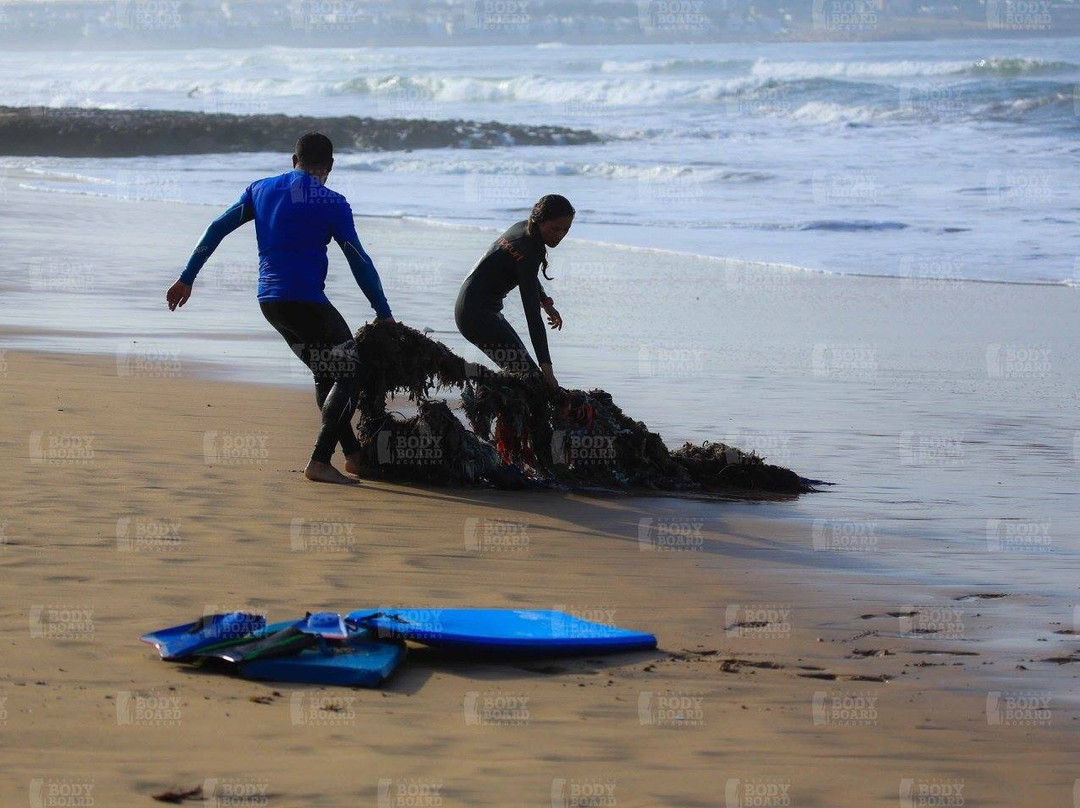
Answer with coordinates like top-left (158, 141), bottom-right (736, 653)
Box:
top-left (166, 281), bottom-right (192, 311)
top-left (375, 316), bottom-right (396, 324)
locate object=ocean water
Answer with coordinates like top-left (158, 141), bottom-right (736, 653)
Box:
top-left (2, 37), bottom-right (1079, 284)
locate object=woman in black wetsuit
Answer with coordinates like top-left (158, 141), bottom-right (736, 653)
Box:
top-left (455, 194), bottom-right (574, 389)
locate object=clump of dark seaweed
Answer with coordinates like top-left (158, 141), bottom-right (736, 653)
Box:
top-left (351, 322), bottom-right (809, 497)
top-left (671, 441), bottom-right (802, 494)
top-left (354, 400), bottom-right (509, 487)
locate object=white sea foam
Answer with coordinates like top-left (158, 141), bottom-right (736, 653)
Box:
top-left (789, 101), bottom-right (887, 125)
top-left (749, 58), bottom-right (972, 80)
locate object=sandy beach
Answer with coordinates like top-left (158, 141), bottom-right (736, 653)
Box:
top-left (0, 345), bottom-right (1077, 806)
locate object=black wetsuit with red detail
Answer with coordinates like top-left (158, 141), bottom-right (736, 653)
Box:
top-left (454, 220), bottom-right (552, 374)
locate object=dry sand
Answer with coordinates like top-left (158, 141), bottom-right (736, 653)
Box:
top-left (0, 349), bottom-right (1075, 807)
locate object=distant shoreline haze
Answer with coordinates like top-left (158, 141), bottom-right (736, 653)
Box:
top-left (1, 0), bottom-right (1078, 47)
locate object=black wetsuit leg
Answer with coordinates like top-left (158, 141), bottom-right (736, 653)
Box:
top-left (455, 303), bottom-right (540, 375)
top-left (259, 301), bottom-right (362, 464)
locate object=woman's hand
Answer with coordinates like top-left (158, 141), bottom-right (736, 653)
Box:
top-left (540, 362), bottom-right (559, 390)
top-left (375, 316), bottom-right (396, 324)
top-left (166, 281), bottom-right (192, 311)
top-left (543, 302), bottom-right (563, 330)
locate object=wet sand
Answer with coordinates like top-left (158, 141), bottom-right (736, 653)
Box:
top-left (0, 349), bottom-right (1077, 807)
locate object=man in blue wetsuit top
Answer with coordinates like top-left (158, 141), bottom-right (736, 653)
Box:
top-left (166, 132), bottom-right (394, 485)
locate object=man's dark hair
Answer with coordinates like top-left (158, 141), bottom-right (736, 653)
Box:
top-left (295, 132), bottom-right (334, 168)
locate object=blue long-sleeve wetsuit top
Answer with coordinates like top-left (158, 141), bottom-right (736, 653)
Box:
top-left (178, 170), bottom-right (392, 319)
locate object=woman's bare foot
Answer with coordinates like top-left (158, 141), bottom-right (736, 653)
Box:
top-left (343, 451), bottom-right (364, 477)
top-left (304, 460), bottom-right (358, 485)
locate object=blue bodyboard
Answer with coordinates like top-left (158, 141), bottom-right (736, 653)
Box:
top-left (239, 641), bottom-right (405, 687)
top-left (345, 609), bottom-right (657, 655)
top-left (143, 613), bottom-right (357, 662)
top-left (140, 612), bottom-right (267, 661)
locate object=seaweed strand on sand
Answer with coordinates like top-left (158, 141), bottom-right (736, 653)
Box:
top-left (350, 322), bottom-right (809, 497)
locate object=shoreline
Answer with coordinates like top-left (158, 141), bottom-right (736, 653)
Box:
top-left (4, 344), bottom-right (1079, 646)
top-left (9, 175), bottom-right (1080, 291)
top-left (4, 173), bottom-right (1080, 628)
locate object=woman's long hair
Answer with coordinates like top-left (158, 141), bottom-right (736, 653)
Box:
top-left (526, 194), bottom-right (575, 280)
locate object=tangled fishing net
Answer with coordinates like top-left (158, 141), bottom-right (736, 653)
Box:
top-left (350, 322), bottom-right (813, 497)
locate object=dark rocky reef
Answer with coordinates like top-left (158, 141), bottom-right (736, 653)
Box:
top-left (0, 106), bottom-right (601, 157)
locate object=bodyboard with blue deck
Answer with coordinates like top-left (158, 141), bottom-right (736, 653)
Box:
top-left (345, 609), bottom-right (657, 655)
top-left (196, 613), bottom-right (357, 664)
top-left (143, 613), bottom-right (360, 662)
top-left (196, 625), bottom-right (318, 664)
top-left (239, 640), bottom-right (405, 687)
top-left (140, 612), bottom-right (267, 661)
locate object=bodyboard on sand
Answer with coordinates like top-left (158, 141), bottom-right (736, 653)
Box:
top-left (143, 613), bottom-right (356, 663)
top-left (140, 612), bottom-right (267, 661)
top-left (197, 625), bottom-right (318, 664)
top-left (346, 609), bottom-right (657, 654)
top-left (239, 641), bottom-right (405, 687)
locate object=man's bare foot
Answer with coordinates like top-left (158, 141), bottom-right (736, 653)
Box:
top-left (304, 460), bottom-right (359, 485)
top-left (343, 452), bottom-right (364, 477)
